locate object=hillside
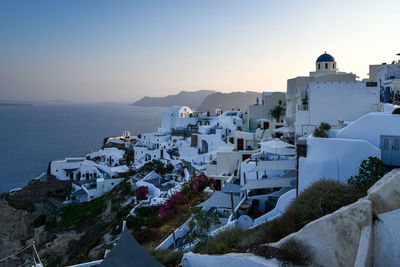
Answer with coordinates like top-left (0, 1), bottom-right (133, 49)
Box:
top-left (132, 90), bottom-right (217, 108)
top-left (197, 91), bottom-right (261, 112)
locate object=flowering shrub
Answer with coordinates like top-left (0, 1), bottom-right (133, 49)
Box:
top-left (136, 186), bottom-right (149, 201)
top-left (158, 173), bottom-right (216, 216)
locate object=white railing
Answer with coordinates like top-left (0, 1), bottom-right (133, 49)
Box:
top-left (156, 214), bottom-right (194, 249)
top-left (251, 189), bottom-right (296, 228)
top-left (66, 260), bottom-right (103, 267)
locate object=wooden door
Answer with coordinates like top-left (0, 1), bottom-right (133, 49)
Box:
top-left (237, 138), bottom-right (244, 151)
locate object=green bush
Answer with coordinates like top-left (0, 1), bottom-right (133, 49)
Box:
top-left (185, 208), bottom-right (221, 244)
top-left (147, 247), bottom-right (183, 266)
top-left (302, 96), bottom-right (308, 106)
top-left (139, 160), bottom-right (174, 176)
top-left (126, 154), bottom-right (134, 166)
top-left (126, 215), bottom-right (145, 231)
top-left (348, 156), bottom-right (385, 191)
top-left (319, 122), bottom-right (331, 131)
top-left (58, 196), bottom-right (105, 231)
top-left (215, 243), bottom-right (230, 254)
top-left (278, 239), bottom-right (311, 266)
top-left (135, 205), bottom-right (159, 218)
top-left (313, 122), bottom-right (331, 138)
top-left (269, 106), bottom-right (285, 122)
top-left (126, 205), bottom-right (160, 230)
top-left (194, 179), bottom-right (362, 256)
top-left (268, 180), bottom-right (358, 241)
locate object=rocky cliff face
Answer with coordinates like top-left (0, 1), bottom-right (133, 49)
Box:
top-left (0, 178), bottom-right (134, 266)
top-left (0, 200), bottom-right (38, 262)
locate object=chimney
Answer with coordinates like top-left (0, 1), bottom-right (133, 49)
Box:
top-left (337, 117), bottom-right (345, 129)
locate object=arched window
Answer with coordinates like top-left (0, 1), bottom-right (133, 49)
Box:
top-left (332, 63), bottom-right (335, 69)
top-left (325, 63), bottom-right (328, 69)
top-left (318, 64), bottom-right (320, 69)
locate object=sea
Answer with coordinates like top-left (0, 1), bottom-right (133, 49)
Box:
top-left (0, 104), bottom-right (167, 193)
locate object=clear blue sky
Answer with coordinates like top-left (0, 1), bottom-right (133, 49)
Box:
top-left (1, 0), bottom-right (399, 102)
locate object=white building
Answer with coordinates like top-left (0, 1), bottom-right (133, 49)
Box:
top-left (375, 60), bottom-right (400, 103)
top-left (286, 52), bottom-right (356, 128)
top-left (242, 92), bottom-right (286, 130)
top-left (298, 110), bottom-right (400, 192)
top-left (160, 106), bottom-right (198, 133)
top-left (295, 80), bottom-right (380, 137)
top-left (68, 177), bottom-right (124, 203)
top-left (50, 158), bottom-right (103, 181)
top-left (88, 147), bottom-right (125, 167)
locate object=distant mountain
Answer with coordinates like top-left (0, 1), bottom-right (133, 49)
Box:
top-left (0, 99), bottom-right (72, 106)
top-left (0, 100), bottom-right (32, 107)
top-left (197, 91), bottom-right (261, 112)
top-left (132, 90), bottom-right (217, 108)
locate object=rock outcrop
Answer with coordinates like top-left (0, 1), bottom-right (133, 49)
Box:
top-left (271, 199), bottom-right (372, 266)
top-left (373, 209), bottom-right (400, 267)
top-left (269, 169), bottom-right (400, 267)
top-left (180, 169), bottom-right (400, 267)
top-left (364, 169), bottom-right (400, 214)
top-left (0, 200), bottom-right (38, 259)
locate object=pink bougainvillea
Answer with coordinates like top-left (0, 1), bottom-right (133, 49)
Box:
top-left (136, 185), bottom-right (149, 201)
top-left (158, 173), bottom-right (216, 216)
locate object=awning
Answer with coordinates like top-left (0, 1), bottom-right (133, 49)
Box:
top-left (100, 229), bottom-right (163, 267)
top-left (249, 160), bottom-right (296, 172)
top-left (241, 177), bottom-right (296, 191)
top-left (197, 191), bottom-right (241, 209)
top-left (221, 183), bottom-right (242, 194)
top-left (271, 127), bottom-right (295, 134)
top-left (260, 139), bottom-right (295, 155)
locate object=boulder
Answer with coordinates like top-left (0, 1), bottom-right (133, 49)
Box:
top-left (373, 208), bottom-right (400, 266)
top-left (365, 169), bottom-right (400, 214)
top-left (270, 199), bottom-right (372, 267)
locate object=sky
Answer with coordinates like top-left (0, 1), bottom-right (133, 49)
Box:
top-left (1, 0), bottom-right (400, 103)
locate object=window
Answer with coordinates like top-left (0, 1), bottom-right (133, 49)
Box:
top-left (318, 63), bottom-right (320, 69)
top-left (333, 63), bottom-right (335, 69)
top-left (279, 100), bottom-right (282, 105)
top-left (325, 63), bottom-right (328, 69)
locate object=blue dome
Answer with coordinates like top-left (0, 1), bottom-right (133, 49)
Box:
top-left (316, 52), bottom-right (335, 63)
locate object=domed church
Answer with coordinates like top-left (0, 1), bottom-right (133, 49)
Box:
top-left (316, 52), bottom-right (336, 72)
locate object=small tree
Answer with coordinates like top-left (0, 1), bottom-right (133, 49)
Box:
top-left (313, 127), bottom-right (328, 138)
top-left (313, 122), bottom-right (331, 138)
top-left (302, 96), bottom-right (308, 107)
top-left (319, 122), bottom-right (331, 131)
top-left (348, 156), bottom-right (385, 190)
top-left (185, 208), bottom-right (221, 244)
top-left (269, 106), bottom-right (285, 122)
top-left (126, 154), bottom-right (134, 166)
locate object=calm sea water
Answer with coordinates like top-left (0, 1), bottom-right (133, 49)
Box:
top-left (0, 104), bottom-right (167, 193)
